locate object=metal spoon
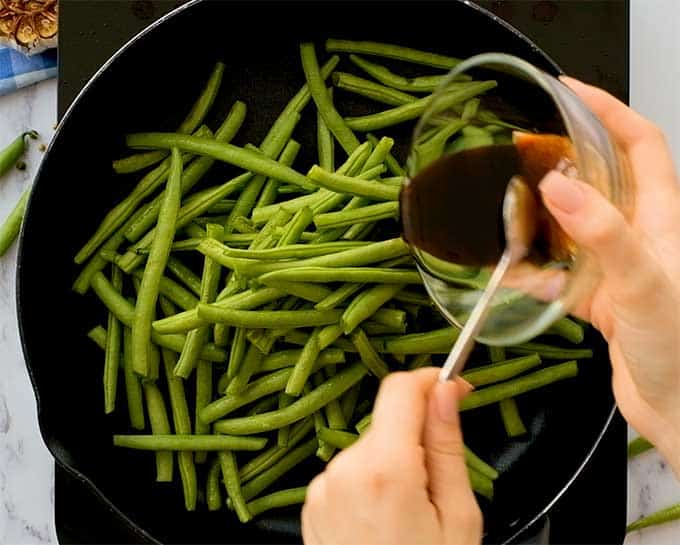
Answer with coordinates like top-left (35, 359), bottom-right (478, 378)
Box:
top-left (438, 176), bottom-right (536, 382)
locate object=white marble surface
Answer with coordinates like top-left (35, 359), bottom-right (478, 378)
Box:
top-left (0, 79), bottom-right (58, 545)
top-left (0, 1), bottom-right (680, 543)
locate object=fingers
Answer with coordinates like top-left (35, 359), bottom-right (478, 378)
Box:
top-left (368, 368), bottom-right (439, 449)
top-left (539, 171), bottom-right (659, 308)
top-left (560, 76), bottom-right (678, 192)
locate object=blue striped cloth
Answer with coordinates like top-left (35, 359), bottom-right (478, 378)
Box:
top-left (0, 46), bottom-right (57, 96)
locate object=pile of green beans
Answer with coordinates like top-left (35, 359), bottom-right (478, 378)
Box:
top-left (77, 39), bottom-right (592, 522)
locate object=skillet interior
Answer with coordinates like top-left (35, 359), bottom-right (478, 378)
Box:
top-left (17, 1), bottom-right (614, 543)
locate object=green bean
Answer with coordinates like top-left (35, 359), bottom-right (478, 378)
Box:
top-left (300, 42), bottom-right (360, 154)
top-left (241, 419), bottom-right (315, 482)
top-left (0, 131), bottom-right (37, 176)
top-left (307, 165), bottom-right (399, 201)
top-left (321, 368), bottom-right (347, 432)
top-left (245, 395), bottom-right (280, 417)
top-left (468, 466), bottom-right (494, 501)
top-left (627, 503), bottom-right (680, 533)
top-left (276, 207), bottom-right (314, 248)
top-left (412, 118), bottom-right (467, 170)
top-left (366, 134), bottom-right (405, 176)
top-left (241, 438), bottom-right (318, 501)
top-left (316, 324), bottom-right (344, 351)
top-left (112, 150), bottom-right (167, 175)
top-left (257, 139), bottom-right (301, 209)
top-left (219, 451), bottom-right (252, 522)
top-left (348, 54), bottom-right (452, 93)
top-left (207, 199), bottom-right (237, 214)
top-left (308, 382), bottom-right (334, 462)
top-left (192, 360), bottom-right (212, 464)
top-left (214, 363), bottom-right (367, 435)
top-left (114, 434), bottom-right (267, 451)
top-left (317, 96), bottom-right (335, 171)
top-left (392, 290), bottom-right (430, 306)
top-left (546, 316), bottom-right (585, 344)
top-left (122, 328), bottom-right (145, 430)
top-left (252, 192), bottom-right (327, 225)
top-left (342, 284), bottom-right (404, 334)
top-left (118, 171), bottom-right (254, 273)
top-left (355, 413), bottom-right (372, 434)
top-left (374, 327), bottom-right (458, 354)
top-left (461, 98), bottom-right (480, 121)
top-left (318, 427), bottom-right (359, 450)
top-left (332, 72), bottom-right (417, 106)
top-left (226, 215), bottom-right (256, 233)
top-left (152, 287), bottom-right (285, 335)
top-left (225, 326), bottom-right (248, 385)
top-left (487, 346), bottom-right (527, 437)
top-left (350, 328), bottom-right (390, 378)
top-left (276, 394), bottom-right (295, 447)
top-left (460, 361), bottom-right (579, 411)
top-left (228, 344), bottom-right (265, 395)
top-left (174, 225), bottom-right (223, 378)
top-left (130, 269), bottom-right (199, 311)
top-left (314, 201), bottom-right (399, 229)
top-left (462, 355), bottom-right (542, 387)
top-left (628, 437), bottom-right (654, 458)
top-left (161, 348), bottom-right (197, 510)
top-left (166, 256), bottom-right (202, 296)
top-left (326, 39), bottom-right (461, 69)
top-left (88, 325), bottom-right (108, 350)
top-left (507, 343), bottom-right (593, 360)
top-left (258, 348), bottom-right (345, 374)
top-left (246, 487), bottom-right (307, 518)
top-left (126, 133), bottom-right (317, 192)
top-left (345, 81), bottom-right (497, 132)
top-left (464, 446), bottom-right (499, 481)
top-left (103, 266), bottom-right (123, 414)
top-left (177, 61), bottom-right (226, 133)
top-left (131, 148), bottom-right (182, 377)
top-left (142, 382), bottom-right (174, 482)
top-left (340, 382), bottom-right (362, 423)
top-left (315, 282), bottom-right (364, 311)
top-left (286, 328), bottom-right (322, 396)
top-left (207, 458), bottom-right (222, 511)
top-left (196, 306), bottom-right (343, 329)
top-left (362, 322), bottom-right (406, 336)
top-left (0, 188), bottom-right (29, 257)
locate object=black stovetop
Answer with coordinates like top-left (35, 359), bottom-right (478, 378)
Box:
top-left (55, 1), bottom-right (629, 543)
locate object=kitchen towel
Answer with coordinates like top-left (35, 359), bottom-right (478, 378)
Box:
top-left (0, 46), bottom-right (57, 96)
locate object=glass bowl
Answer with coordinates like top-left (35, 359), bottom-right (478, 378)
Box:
top-left (403, 53), bottom-right (633, 345)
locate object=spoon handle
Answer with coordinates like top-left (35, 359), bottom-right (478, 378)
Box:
top-left (438, 250), bottom-right (513, 382)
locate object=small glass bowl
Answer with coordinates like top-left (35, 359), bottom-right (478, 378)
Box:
top-left (404, 53), bottom-right (633, 346)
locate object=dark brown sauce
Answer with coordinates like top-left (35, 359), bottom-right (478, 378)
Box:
top-left (400, 135), bottom-right (575, 268)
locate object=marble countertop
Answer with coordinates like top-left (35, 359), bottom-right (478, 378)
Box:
top-left (1, 1), bottom-right (680, 543)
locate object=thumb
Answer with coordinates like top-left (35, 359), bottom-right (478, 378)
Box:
top-left (424, 380), bottom-right (475, 521)
top-left (539, 170), bottom-right (651, 308)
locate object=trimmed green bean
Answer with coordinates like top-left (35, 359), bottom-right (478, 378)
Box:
top-left (341, 382), bottom-right (362, 423)
top-left (318, 427), bottom-right (359, 449)
top-left (257, 139), bottom-right (301, 209)
top-left (628, 437), bottom-right (654, 458)
top-left (507, 343), bottom-right (593, 360)
top-left (88, 326), bottom-right (107, 350)
top-left (177, 61), bottom-right (226, 134)
top-left (207, 458), bottom-right (223, 511)
top-left (314, 201), bottom-right (399, 229)
top-left (130, 269), bottom-right (199, 311)
top-left (374, 327), bottom-right (458, 354)
top-left (307, 165), bottom-right (399, 201)
top-left (196, 306), bottom-right (342, 329)
top-left (219, 451), bottom-right (252, 523)
top-left (461, 361), bottom-right (579, 411)
top-left (126, 133), bottom-right (317, 192)
top-left (143, 382), bottom-right (174, 482)
top-left (228, 344), bottom-right (265, 395)
top-left (246, 487), bottom-right (307, 518)
top-left (468, 466), bottom-right (494, 501)
top-left (112, 150), bottom-right (167, 175)
top-left (166, 256), bottom-right (202, 296)
top-left (350, 328), bottom-right (390, 378)
top-left (464, 446), bottom-right (499, 481)
top-left (345, 81), bottom-right (497, 131)
top-left (325, 39), bottom-right (461, 69)
top-left (332, 72), bottom-right (416, 106)
top-left (0, 131), bottom-right (37, 176)
top-left (627, 503), bottom-right (680, 533)
top-left (462, 355), bottom-right (542, 387)
top-left (342, 283), bottom-right (404, 334)
top-left (355, 413), bottom-right (372, 434)
top-left (245, 396), bottom-right (280, 417)
top-left (0, 188), bottom-right (29, 257)
top-left (114, 434), bottom-right (267, 451)
top-left (122, 328), bottom-right (145, 430)
top-left (321, 368), bottom-right (347, 432)
top-left (546, 316), bottom-right (585, 344)
top-left (213, 363), bottom-right (367, 435)
top-left (366, 134), bottom-right (405, 176)
top-left (194, 360), bottom-right (212, 463)
top-left (241, 438), bottom-right (318, 501)
top-left (300, 42), bottom-right (360, 154)
top-left (286, 328), bottom-right (322, 396)
top-left (317, 98), bottom-right (335, 171)
top-left (315, 282), bottom-right (364, 311)
top-left (348, 55), bottom-right (450, 92)
top-left (259, 348), bottom-right (345, 374)
top-left (103, 266), bottom-right (122, 414)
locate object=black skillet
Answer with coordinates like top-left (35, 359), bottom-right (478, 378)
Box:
top-left (17, 1), bottom-right (616, 543)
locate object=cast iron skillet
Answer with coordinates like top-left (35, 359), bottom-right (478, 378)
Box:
top-left (17, 1), bottom-right (616, 543)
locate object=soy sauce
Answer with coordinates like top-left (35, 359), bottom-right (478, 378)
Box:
top-left (400, 134), bottom-right (575, 268)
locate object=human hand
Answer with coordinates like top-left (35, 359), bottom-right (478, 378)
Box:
top-left (301, 368), bottom-right (482, 545)
top-left (539, 77), bottom-right (680, 474)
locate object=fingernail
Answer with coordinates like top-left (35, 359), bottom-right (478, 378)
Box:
top-left (539, 170), bottom-right (585, 214)
top-left (456, 377), bottom-right (475, 397)
top-left (434, 381), bottom-right (459, 424)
